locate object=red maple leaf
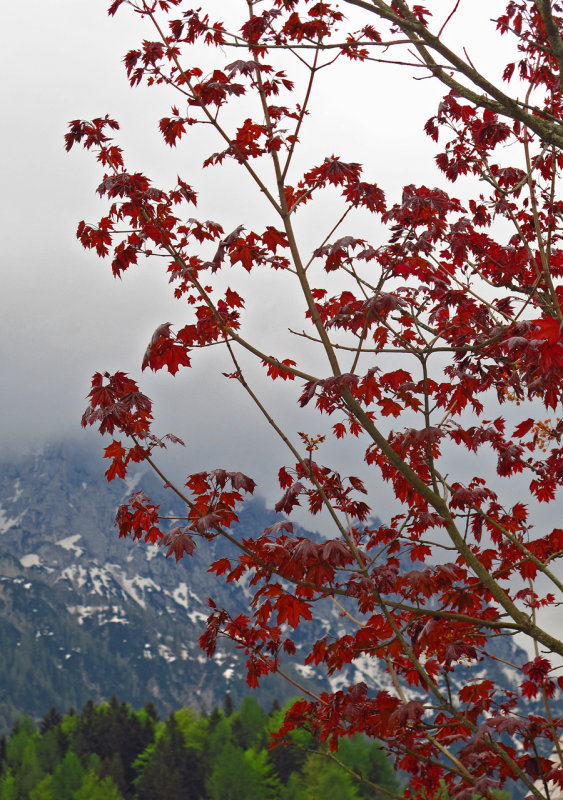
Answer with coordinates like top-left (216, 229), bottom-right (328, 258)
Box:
top-left (142, 323), bottom-right (192, 375)
top-left (160, 527), bottom-right (196, 561)
top-left (274, 594), bottom-right (313, 629)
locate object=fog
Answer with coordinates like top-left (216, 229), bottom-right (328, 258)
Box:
top-left (0, 0), bottom-right (544, 521)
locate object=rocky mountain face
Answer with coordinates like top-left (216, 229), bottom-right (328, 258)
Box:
top-left (0, 440), bottom-right (357, 731)
top-left (0, 441), bottom-right (541, 737)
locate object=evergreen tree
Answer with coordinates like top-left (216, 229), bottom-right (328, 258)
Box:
top-left (36, 728), bottom-right (65, 776)
top-left (134, 713), bottom-right (204, 800)
top-left (267, 705), bottom-right (313, 784)
top-left (223, 693), bottom-right (234, 718)
top-left (231, 697), bottom-right (267, 750)
top-left (71, 697), bottom-right (154, 796)
top-left (206, 715), bottom-right (233, 762)
top-left (4, 718), bottom-right (44, 799)
top-left (60, 709), bottom-right (78, 738)
top-left (100, 752), bottom-right (127, 798)
top-left (302, 753), bottom-right (360, 800)
top-left (18, 740), bottom-right (44, 798)
top-left (39, 709), bottom-right (62, 736)
top-left (336, 735), bottom-right (401, 798)
top-left (73, 770), bottom-right (125, 800)
top-left (0, 770), bottom-right (16, 800)
top-left (279, 772), bottom-right (309, 800)
top-left (49, 750), bottom-right (84, 800)
top-left (174, 708), bottom-right (208, 753)
top-left (29, 774), bottom-right (54, 800)
top-left (141, 702), bottom-right (159, 723)
top-left (206, 743), bottom-right (280, 800)
top-left (317, 768), bottom-right (360, 800)
top-left (207, 707), bottom-right (223, 734)
top-left (5, 717), bottom-right (36, 767)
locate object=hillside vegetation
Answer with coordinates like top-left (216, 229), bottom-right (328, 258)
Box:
top-left (0, 695), bottom-right (400, 800)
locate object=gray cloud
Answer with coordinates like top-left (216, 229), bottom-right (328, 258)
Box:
top-left (1, 0), bottom-right (539, 527)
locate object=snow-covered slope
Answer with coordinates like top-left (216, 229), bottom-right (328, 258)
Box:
top-left (0, 441), bottom-right (539, 735)
top-left (0, 441), bottom-right (334, 729)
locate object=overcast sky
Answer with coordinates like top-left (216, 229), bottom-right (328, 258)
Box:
top-left (2, 0), bottom-right (525, 519)
top-left (2, 0), bottom-right (561, 667)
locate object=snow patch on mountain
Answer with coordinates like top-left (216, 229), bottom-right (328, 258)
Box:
top-left (0, 505), bottom-right (25, 534)
top-left (56, 534), bottom-right (84, 556)
top-left (157, 643), bottom-right (177, 663)
top-left (145, 544), bottom-right (159, 561)
top-left (20, 554), bottom-right (41, 568)
top-left (105, 566), bottom-right (162, 609)
top-left (9, 480), bottom-right (23, 503)
top-left (87, 566), bottom-right (116, 596)
top-left (59, 564), bottom-right (89, 589)
top-left (67, 603), bottom-right (130, 626)
top-left (295, 664), bottom-right (315, 680)
top-left (171, 582), bottom-right (189, 609)
top-left (106, 606), bottom-right (129, 624)
top-left (187, 608), bottom-right (208, 625)
top-left (68, 605), bottom-right (106, 625)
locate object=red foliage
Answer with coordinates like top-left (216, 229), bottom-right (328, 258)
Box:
top-left (68, 1), bottom-right (563, 798)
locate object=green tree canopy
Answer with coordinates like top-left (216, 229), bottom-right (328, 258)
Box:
top-left (206, 743), bottom-right (280, 800)
top-left (134, 713), bottom-right (204, 800)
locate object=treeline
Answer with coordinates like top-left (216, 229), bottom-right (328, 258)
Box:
top-left (0, 695), bottom-right (401, 800)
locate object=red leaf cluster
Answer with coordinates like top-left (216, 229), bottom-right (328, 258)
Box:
top-left (68, 1), bottom-right (563, 796)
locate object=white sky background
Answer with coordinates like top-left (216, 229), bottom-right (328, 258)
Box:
top-left (1, 0), bottom-right (557, 533)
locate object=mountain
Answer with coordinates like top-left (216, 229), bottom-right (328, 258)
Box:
top-left (0, 440), bottom-right (360, 730)
top-left (0, 441), bottom-right (300, 730)
top-left (0, 441), bottom-right (540, 737)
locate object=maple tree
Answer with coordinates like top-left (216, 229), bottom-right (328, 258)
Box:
top-left (66, 1), bottom-right (563, 798)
